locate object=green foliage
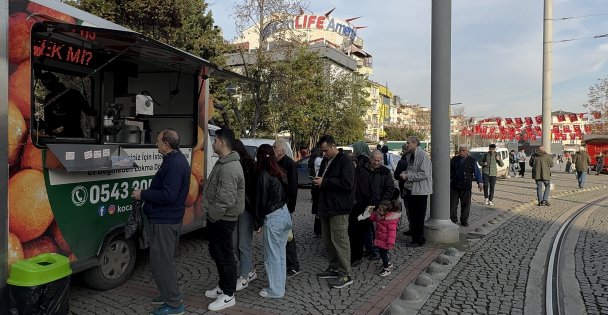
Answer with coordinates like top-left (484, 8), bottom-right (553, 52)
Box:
top-left (69, 0), bottom-right (228, 62)
top-left (384, 126), bottom-right (427, 141)
top-left (584, 76), bottom-right (608, 135)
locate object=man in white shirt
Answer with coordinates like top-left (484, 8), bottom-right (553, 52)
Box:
top-left (517, 149), bottom-right (527, 178)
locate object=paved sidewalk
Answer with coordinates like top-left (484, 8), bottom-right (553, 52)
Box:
top-left (70, 167), bottom-right (606, 314)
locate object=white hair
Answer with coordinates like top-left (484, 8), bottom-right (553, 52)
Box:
top-left (458, 144), bottom-right (469, 151)
top-left (273, 139), bottom-right (294, 159)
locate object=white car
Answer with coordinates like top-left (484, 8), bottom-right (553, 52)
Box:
top-left (468, 147), bottom-right (509, 178)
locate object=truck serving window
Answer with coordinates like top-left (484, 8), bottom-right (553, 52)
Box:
top-left (30, 22), bottom-right (213, 147)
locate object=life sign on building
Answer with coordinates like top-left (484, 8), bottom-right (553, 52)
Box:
top-left (262, 14), bottom-right (358, 42)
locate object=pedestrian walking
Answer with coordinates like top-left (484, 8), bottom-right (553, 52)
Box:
top-left (530, 146), bottom-right (554, 206)
top-left (572, 148), bottom-right (591, 188)
top-left (400, 136), bottom-right (433, 247)
top-left (449, 144), bottom-right (483, 227)
top-left (362, 200), bottom-right (401, 277)
top-left (517, 149), bottom-right (527, 177)
top-left (479, 144), bottom-right (504, 206)
top-left (565, 157), bottom-right (572, 173)
top-left (203, 128), bottom-right (245, 312)
top-left (350, 150), bottom-right (394, 266)
top-left (253, 144), bottom-right (292, 298)
top-left (132, 129), bottom-right (190, 315)
top-left (273, 139), bottom-right (301, 278)
top-left (232, 140), bottom-right (258, 292)
top-left (312, 135), bottom-right (356, 289)
top-left (509, 150), bottom-right (518, 178)
top-left (595, 153), bottom-right (604, 175)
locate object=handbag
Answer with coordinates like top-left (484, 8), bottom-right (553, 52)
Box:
top-left (125, 200), bottom-right (143, 239)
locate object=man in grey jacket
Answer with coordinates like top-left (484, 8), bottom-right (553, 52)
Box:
top-left (203, 128), bottom-right (245, 312)
top-left (400, 136), bottom-right (433, 247)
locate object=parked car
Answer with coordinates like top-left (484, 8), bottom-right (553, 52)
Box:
top-left (240, 138), bottom-right (293, 160)
top-left (469, 147), bottom-right (509, 178)
top-left (296, 157), bottom-right (313, 187)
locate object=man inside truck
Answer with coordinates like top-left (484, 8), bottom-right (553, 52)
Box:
top-left (39, 71), bottom-right (98, 138)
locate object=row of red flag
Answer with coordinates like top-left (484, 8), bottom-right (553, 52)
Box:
top-left (486, 112), bottom-right (602, 126)
top-left (460, 124), bottom-right (593, 141)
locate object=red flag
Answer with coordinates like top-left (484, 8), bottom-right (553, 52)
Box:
top-left (578, 113), bottom-right (585, 119)
top-left (505, 118), bottom-right (513, 125)
top-left (557, 114), bottom-right (566, 122)
top-left (524, 117), bottom-right (533, 125)
top-left (570, 133), bottom-right (576, 140)
top-left (489, 126), bottom-right (496, 134)
top-left (496, 118), bottom-right (502, 126)
top-left (584, 125), bottom-right (591, 133)
top-left (552, 125), bottom-right (560, 133)
top-left (568, 114), bottom-right (578, 122)
top-left (563, 125), bottom-right (571, 133)
top-left (561, 134), bottom-right (567, 140)
top-left (482, 126), bottom-right (488, 134)
top-left (535, 115), bottom-right (542, 124)
top-left (531, 134), bottom-right (537, 141)
top-left (573, 125), bottom-right (581, 133)
top-left (592, 111), bottom-right (602, 119)
top-left (516, 134), bottom-right (521, 140)
top-left (474, 125), bottom-right (481, 134)
top-left (515, 117), bottom-right (523, 125)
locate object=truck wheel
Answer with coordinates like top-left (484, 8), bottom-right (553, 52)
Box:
top-left (82, 233), bottom-right (137, 290)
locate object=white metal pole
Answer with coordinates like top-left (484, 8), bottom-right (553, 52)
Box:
top-left (542, 0), bottom-right (553, 153)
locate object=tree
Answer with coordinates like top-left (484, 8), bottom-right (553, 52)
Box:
top-left (383, 126), bottom-right (427, 141)
top-left (584, 75), bottom-right (608, 135)
top-left (69, 0), bottom-right (228, 63)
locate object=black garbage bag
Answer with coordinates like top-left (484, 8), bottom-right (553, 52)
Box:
top-left (125, 200), bottom-right (143, 239)
top-left (9, 276), bottom-right (70, 315)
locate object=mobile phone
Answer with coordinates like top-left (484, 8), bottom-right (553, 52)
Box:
top-left (309, 176), bottom-right (316, 180)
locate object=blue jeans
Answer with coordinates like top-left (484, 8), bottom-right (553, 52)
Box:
top-left (263, 205), bottom-right (292, 298)
top-left (233, 210), bottom-right (255, 278)
top-left (509, 163), bottom-right (518, 177)
top-left (576, 171), bottom-right (586, 188)
top-left (536, 180), bottom-right (550, 203)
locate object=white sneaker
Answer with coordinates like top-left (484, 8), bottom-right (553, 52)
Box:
top-left (204, 286), bottom-right (223, 298)
top-left (208, 294), bottom-right (235, 311)
top-left (488, 200), bottom-right (494, 206)
top-left (485, 198), bottom-right (490, 205)
top-left (236, 276), bottom-right (248, 291)
top-left (507, 175), bottom-right (511, 178)
top-left (247, 270), bottom-right (257, 282)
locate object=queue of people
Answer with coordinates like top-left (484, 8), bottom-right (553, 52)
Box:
top-left (136, 126), bottom-right (586, 314)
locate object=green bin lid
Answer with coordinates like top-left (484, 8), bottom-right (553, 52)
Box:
top-left (7, 253), bottom-right (72, 286)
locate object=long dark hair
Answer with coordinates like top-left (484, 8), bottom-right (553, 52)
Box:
top-left (233, 139), bottom-right (255, 164)
top-left (256, 144), bottom-right (285, 178)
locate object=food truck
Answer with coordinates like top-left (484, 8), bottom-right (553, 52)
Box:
top-left (1, 0), bottom-right (245, 296)
top-left (584, 134), bottom-right (608, 173)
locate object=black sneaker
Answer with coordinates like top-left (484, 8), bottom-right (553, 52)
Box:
top-left (287, 268), bottom-right (301, 278)
top-left (403, 230), bottom-right (412, 236)
top-left (537, 202), bottom-right (543, 206)
top-left (543, 200), bottom-right (551, 206)
top-left (351, 260), bottom-right (362, 268)
top-left (460, 221), bottom-right (469, 227)
top-left (331, 275), bottom-right (353, 289)
top-left (317, 268), bottom-right (339, 279)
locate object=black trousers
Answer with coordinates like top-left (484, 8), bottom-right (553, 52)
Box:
top-left (405, 190), bottom-right (428, 245)
top-left (348, 213), bottom-right (377, 263)
top-left (207, 219), bottom-right (238, 296)
top-left (482, 174), bottom-right (497, 201)
top-left (286, 215), bottom-right (300, 271)
top-left (519, 162), bottom-right (526, 177)
top-left (150, 223), bottom-right (182, 308)
top-left (450, 187), bottom-right (472, 224)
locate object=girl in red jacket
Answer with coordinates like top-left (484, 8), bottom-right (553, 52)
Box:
top-left (367, 200), bottom-right (402, 276)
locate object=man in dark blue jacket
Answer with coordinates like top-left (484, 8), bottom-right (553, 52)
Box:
top-left (450, 144), bottom-right (483, 227)
top-left (132, 128), bottom-right (190, 315)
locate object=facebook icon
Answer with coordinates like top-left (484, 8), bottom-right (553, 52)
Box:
top-left (98, 205), bottom-right (106, 217)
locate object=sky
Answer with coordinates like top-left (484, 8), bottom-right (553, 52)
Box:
top-left (207, 0), bottom-right (608, 118)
